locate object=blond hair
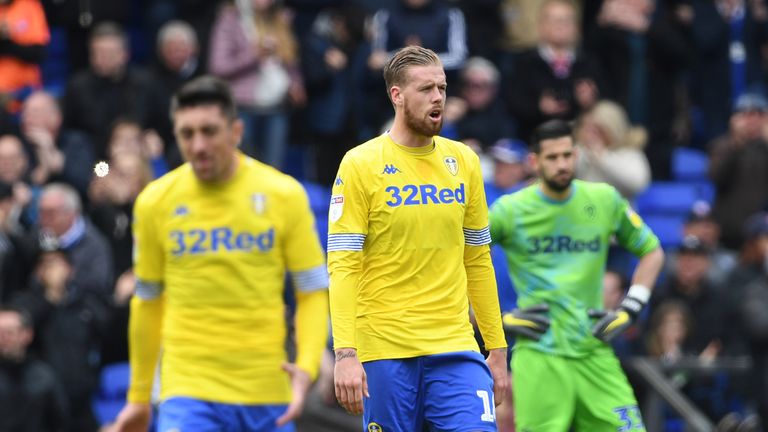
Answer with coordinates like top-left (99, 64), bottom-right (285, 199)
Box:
top-left (383, 46), bottom-right (442, 96)
top-left (589, 100), bottom-right (647, 149)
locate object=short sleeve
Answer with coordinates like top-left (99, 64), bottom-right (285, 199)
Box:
top-left (612, 188), bottom-right (660, 257)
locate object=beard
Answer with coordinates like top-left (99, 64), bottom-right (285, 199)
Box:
top-left (542, 170), bottom-right (574, 192)
top-left (404, 100), bottom-right (442, 137)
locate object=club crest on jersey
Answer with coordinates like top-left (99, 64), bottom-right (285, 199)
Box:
top-left (329, 194), bottom-right (344, 223)
top-left (252, 193), bottom-right (267, 214)
top-left (444, 156), bottom-right (458, 176)
top-left (367, 423), bottom-right (383, 432)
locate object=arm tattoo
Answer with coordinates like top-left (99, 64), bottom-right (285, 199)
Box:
top-left (335, 350), bottom-right (357, 361)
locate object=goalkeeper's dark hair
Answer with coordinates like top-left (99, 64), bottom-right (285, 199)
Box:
top-left (530, 119), bottom-right (573, 153)
top-left (170, 75), bottom-right (238, 122)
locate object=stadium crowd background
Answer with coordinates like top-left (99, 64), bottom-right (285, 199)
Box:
top-left (0, 0), bottom-right (767, 430)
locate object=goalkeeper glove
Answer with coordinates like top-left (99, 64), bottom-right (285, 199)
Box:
top-left (589, 284), bottom-right (651, 342)
top-left (502, 304), bottom-right (551, 341)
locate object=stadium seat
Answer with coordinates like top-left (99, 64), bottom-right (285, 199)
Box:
top-left (92, 362), bottom-right (130, 425)
top-left (672, 147), bottom-right (709, 182)
top-left (642, 214), bottom-right (685, 248)
top-left (635, 182), bottom-right (701, 215)
top-left (302, 181), bottom-right (331, 215)
top-left (41, 27), bottom-right (69, 94)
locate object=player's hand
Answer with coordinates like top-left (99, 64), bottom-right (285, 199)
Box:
top-left (485, 348), bottom-right (509, 407)
top-left (588, 308), bottom-right (634, 342)
top-left (276, 363), bottom-right (312, 427)
top-left (108, 402), bottom-right (152, 432)
top-left (333, 349), bottom-right (368, 415)
top-left (590, 284), bottom-right (650, 342)
top-left (501, 304), bottom-right (551, 341)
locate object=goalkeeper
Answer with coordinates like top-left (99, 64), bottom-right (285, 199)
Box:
top-left (490, 120), bottom-right (664, 432)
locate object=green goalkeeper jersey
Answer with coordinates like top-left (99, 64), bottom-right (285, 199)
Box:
top-left (489, 180), bottom-right (659, 358)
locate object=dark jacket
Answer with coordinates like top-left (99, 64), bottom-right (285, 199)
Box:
top-left (0, 356), bottom-right (69, 432)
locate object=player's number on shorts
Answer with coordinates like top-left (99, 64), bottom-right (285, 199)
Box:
top-left (476, 390), bottom-right (496, 422)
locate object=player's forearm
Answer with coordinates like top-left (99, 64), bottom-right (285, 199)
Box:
top-left (294, 290), bottom-right (329, 380)
top-left (126, 295), bottom-right (164, 403)
top-left (632, 246), bottom-right (665, 291)
top-left (328, 251), bottom-right (362, 349)
top-left (464, 245), bottom-right (507, 350)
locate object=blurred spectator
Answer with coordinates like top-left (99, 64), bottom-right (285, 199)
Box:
top-left (88, 153), bottom-right (151, 277)
top-left (484, 138), bottom-right (530, 205)
top-left (721, 212), bottom-right (768, 427)
top-left (209, 0), bottom-right (305, 169)
top-left (690, 0), bottom-right (768, 145)
top-left (13, 242), bottom-right (109, 432)
top-left (0, 181), bottom-right (35, 303)
top-left (446, 56), bottom-right (512, 151)
top-left (62, 22), bottom-right (155, 159)
top-left (0, 305), bottom-right (68, 432)
top-left (650, 235), bottom-right (724, 354)
top-left (146, 20), bottom-right (202, 169)
top-left (498, 0), bottom-right (547, 52)
top-left (645, 300), bottom-right (698, 363)
top-left (40, 0), bottom-right (130, 72)
top-left (457, 0), bottom-right (505, 61)
top-left (35, 183), bottom-right (113, 301)
top-left (301, 3), bottom-right (369, 186)
top-left (368, 0), bottom-right (468, 84)
top-left (0, 0), bottom-right (48, 113)
top-left (575, 100), bottom-right (651, 201)
top-left (88, 153), bottom-right (151, 366)
top-left (106, 118), bottom-right (168, 179)
top-left (665, 201), bottom-right (738, 287)
top-left (507, 0), bottom-right (602, 142)
top-left (20, 91), bottom-right (95, 198)
top-left (645, 298), bottom-right (728, 420)
top-left (0, 134), bottom-right (39, 229)
top-left (586, 0), bottom-right (693, 179)
top-left (709, 92), bottom-right (768, 250)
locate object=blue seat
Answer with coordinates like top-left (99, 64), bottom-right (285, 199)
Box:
top-left (301, 181), bottom-right (330, 215)
top-left (642, 214), bottom-right (685, 249)
top-left (672, 147), bottom-right (709, 182)
top-left (635, 182), bottom-right (701, 215)
top-left (41, 27), bottom-right (69, 88)
top-left (92, 362), bottom-right (130, 425)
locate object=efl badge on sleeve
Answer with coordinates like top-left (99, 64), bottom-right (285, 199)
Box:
top-left (329, 195), bottom-right (344, 223)
top-left (444, 156), bottom-right (458, 176)
top-left (252, 193), bottom-right (267, 214)
top-left (626, 208), bottom-right (643, 228)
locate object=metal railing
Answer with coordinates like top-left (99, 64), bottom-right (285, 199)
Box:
top-left (628, 356), bottom-right (752, 432)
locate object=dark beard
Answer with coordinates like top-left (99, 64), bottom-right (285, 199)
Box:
top-left (543, 172), bottom-right (573, 192)
top-left (404, 104), bottom-right (442, 137)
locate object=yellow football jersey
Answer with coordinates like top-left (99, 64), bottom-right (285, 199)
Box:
top-left (132, 154), bottom-right (328, 404)
top-left (328, 134), bottom-right (506, 362)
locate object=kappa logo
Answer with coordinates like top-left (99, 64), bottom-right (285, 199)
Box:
top-left (335, 176), bottom-right (344, 186)
top-left (382, 164), bottom-right (402, 175)
top-left (173, 205), bottom-right (189, 217)
top-left (367, 423), bottom-right (383, 432)
top-left (444, 156), bottom-right (458, 175)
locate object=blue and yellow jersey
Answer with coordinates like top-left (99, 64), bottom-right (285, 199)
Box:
top-left (327, 134), bottom-right (506, 362)
top-left (489, 180), bottom-right (659, 357)
top-left (129, 153), bottom-right (328, 404)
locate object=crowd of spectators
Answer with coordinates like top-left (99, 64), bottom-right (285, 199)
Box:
top-left (0, 0), bottom-right (765, 430)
